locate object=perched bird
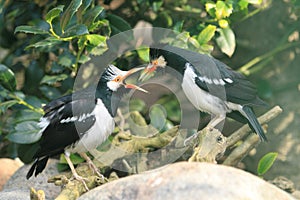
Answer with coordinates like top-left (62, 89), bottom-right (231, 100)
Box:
top-left (27, 65), bottom-right (147, 190)
top-left (139, 44), bottom-right (267, 141)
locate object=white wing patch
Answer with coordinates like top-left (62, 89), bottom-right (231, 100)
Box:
top-left (60, 112), bottom-right (93, 124)
top-left (185, 62), bottom-right (233, 86)
top-left (224, 78), bottom-right (233, 83)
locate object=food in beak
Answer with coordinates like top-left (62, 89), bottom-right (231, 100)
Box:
top-left (138, 64), bottom-right (156, 82)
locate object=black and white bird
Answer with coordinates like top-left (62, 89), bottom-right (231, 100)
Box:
top-left (139, 44), bottom-right (267, 141)
top-left (26, 65), bottom-right (147, 190)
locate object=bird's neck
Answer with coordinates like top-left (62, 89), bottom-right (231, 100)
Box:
top-left (96, 83), bottom-right (122, 117)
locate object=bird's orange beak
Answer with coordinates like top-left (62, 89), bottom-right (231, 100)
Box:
top-left (121, 67), bottom-right (148, 93)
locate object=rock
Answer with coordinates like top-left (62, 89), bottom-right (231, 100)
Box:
top-left (0, 189), bottom-right (30, 200)
top-left (1, 159), bottom-right (60, 200)
top-left (0, 158), bottom-right (23, 190)
top-left (79, 162), bottom-right (295, 200)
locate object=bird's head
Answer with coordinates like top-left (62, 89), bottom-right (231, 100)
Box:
top-left (102, 65), bottom-right (148, 93)
top-left (139, 55), bottom-right (167, 82)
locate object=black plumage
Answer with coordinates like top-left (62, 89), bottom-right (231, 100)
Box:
top-left (141, 44), bottom-right (267, 141)
top-left (27, 65), bottom-right (146, 189)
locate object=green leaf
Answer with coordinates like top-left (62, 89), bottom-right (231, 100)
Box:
top-left (149, 104), bottom-right (167, 131)
top-left (198, 25), bottom-right (216, 45)
top-left (89, 19), bottom-right (110, 33)
top-left (86, 34), bottom-right (106, 46)
top-left (14, 25), bottom-right (49, 35)
top-left (247, 0), bottom-right (262, 4)
top-left (39, 85), bottom-right (62, 100)
top-left (257, 152), bottom-right (278, 176)
top-left (49, 61), bottom-right (65, 74)
top-left (89, 45), bottom-right (108, 56)
top-left (78, 55), bottom-right (90, 64)
top-left (61, 24), bottom-right (89, 38)
top-left (137, 47), bottom-right (149, 62)
top-left (199, 44), bottom-right (214, 54)
top-left (60, 0), bottom-right (82, 32)
top-left (88, 36), bottom-right (108, 55)
top-left (155, 95), bottom-right (181, 122)
top-left (82, 6), bottom-right (104, 28)
top-left (216, 27), bottom-right (236, 57)
top-left (7, 121), bottom-right (41, 144)
top-left (215, 1), bottom-right (233, 19)
top-left (26, 37), bottom-right (62, 49)
top-left (106, 14), bottom-right (131, 35)
top-left (159, 11), bottom-right (173, 27)
top-left (152, 1), bottom-right (163, 12)
top-left (13, 109), bottom-right (43, 124)
top-left (77, 0), bottom-right (93, 21)
top-left (238, 0), bottom-right (249, 10)
top-left (0, 64), bottom-right (16, 91)
top-left (205, 2), bottom-right (216, 18)
top-left (40, 74), bottom-right (68, 85)
top-left (45, 5), bottom-right (64, 24)
top-left (188, 37), bottom-right (200, 49)
top-left (58, 52), bottom-right (76, 67)
top-left (173, 21), bottom-right (184, 33)
top-left (57, 163), bottom-right (70, 172)
top-left (0, 100), bottom-right (19, 114)
top-left (59, 153), bottom-right (85, 165)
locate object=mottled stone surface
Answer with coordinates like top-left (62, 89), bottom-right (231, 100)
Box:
top-left (79, 162), bottom-right (295, 200)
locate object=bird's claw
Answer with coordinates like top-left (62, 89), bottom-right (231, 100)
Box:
top-left (86, 161), bottom-right (106, 181)
top-left (72, 173), bottom-right (89, 191)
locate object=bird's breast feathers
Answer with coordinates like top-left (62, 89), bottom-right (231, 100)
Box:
top-left (38, 98), bottom-right (114, 153)
top-left (182, 63), bottom-right (243, 115)
top-left (66, 98), bottom-right (115, 153)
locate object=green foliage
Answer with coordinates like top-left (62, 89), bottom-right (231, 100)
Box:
top-left (0, 64), bottom-right (16, 91)
top-left (257, 152), bottom-right (278, 176)
top-left (57, 153), bottom-right (85, 172)
top-left (0, 0), bottom-right (268, 163)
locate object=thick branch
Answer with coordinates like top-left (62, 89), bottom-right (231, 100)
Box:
top-left (188, 127), bottom-right (227, 163)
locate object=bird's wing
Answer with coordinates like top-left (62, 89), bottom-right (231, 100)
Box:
top-left (35, 94), bottom-right (97, 158)
top-left (43, 87), bottom-right (96, 114)
top-left (192, 57), bottom-right (266, 106)
top-left (165, 45), bottom-right (265, 106)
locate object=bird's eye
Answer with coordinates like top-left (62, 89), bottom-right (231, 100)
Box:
top-left (114, 76), bottom-right (121, 82)
top-left (216, 136), bottom-right (223, 143)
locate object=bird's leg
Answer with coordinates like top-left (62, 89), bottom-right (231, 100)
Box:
top-left (64, 153), bottom-right (89, 191)
top-left (79, 152), bottom-right (105, 180)
top-left (207, 115), bottom-right (226, 130)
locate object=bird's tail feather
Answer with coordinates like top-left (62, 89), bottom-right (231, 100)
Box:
top-left (26, 156), bottom-right (49, 179)
top-left (242, 106), bottom-right (268, 142)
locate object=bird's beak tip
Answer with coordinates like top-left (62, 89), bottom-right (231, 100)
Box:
top-left (124, 83), bottom-right (148, 93)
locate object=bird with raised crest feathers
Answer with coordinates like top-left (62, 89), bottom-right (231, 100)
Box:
top-left (26, 65), bottom-right (147, 190)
